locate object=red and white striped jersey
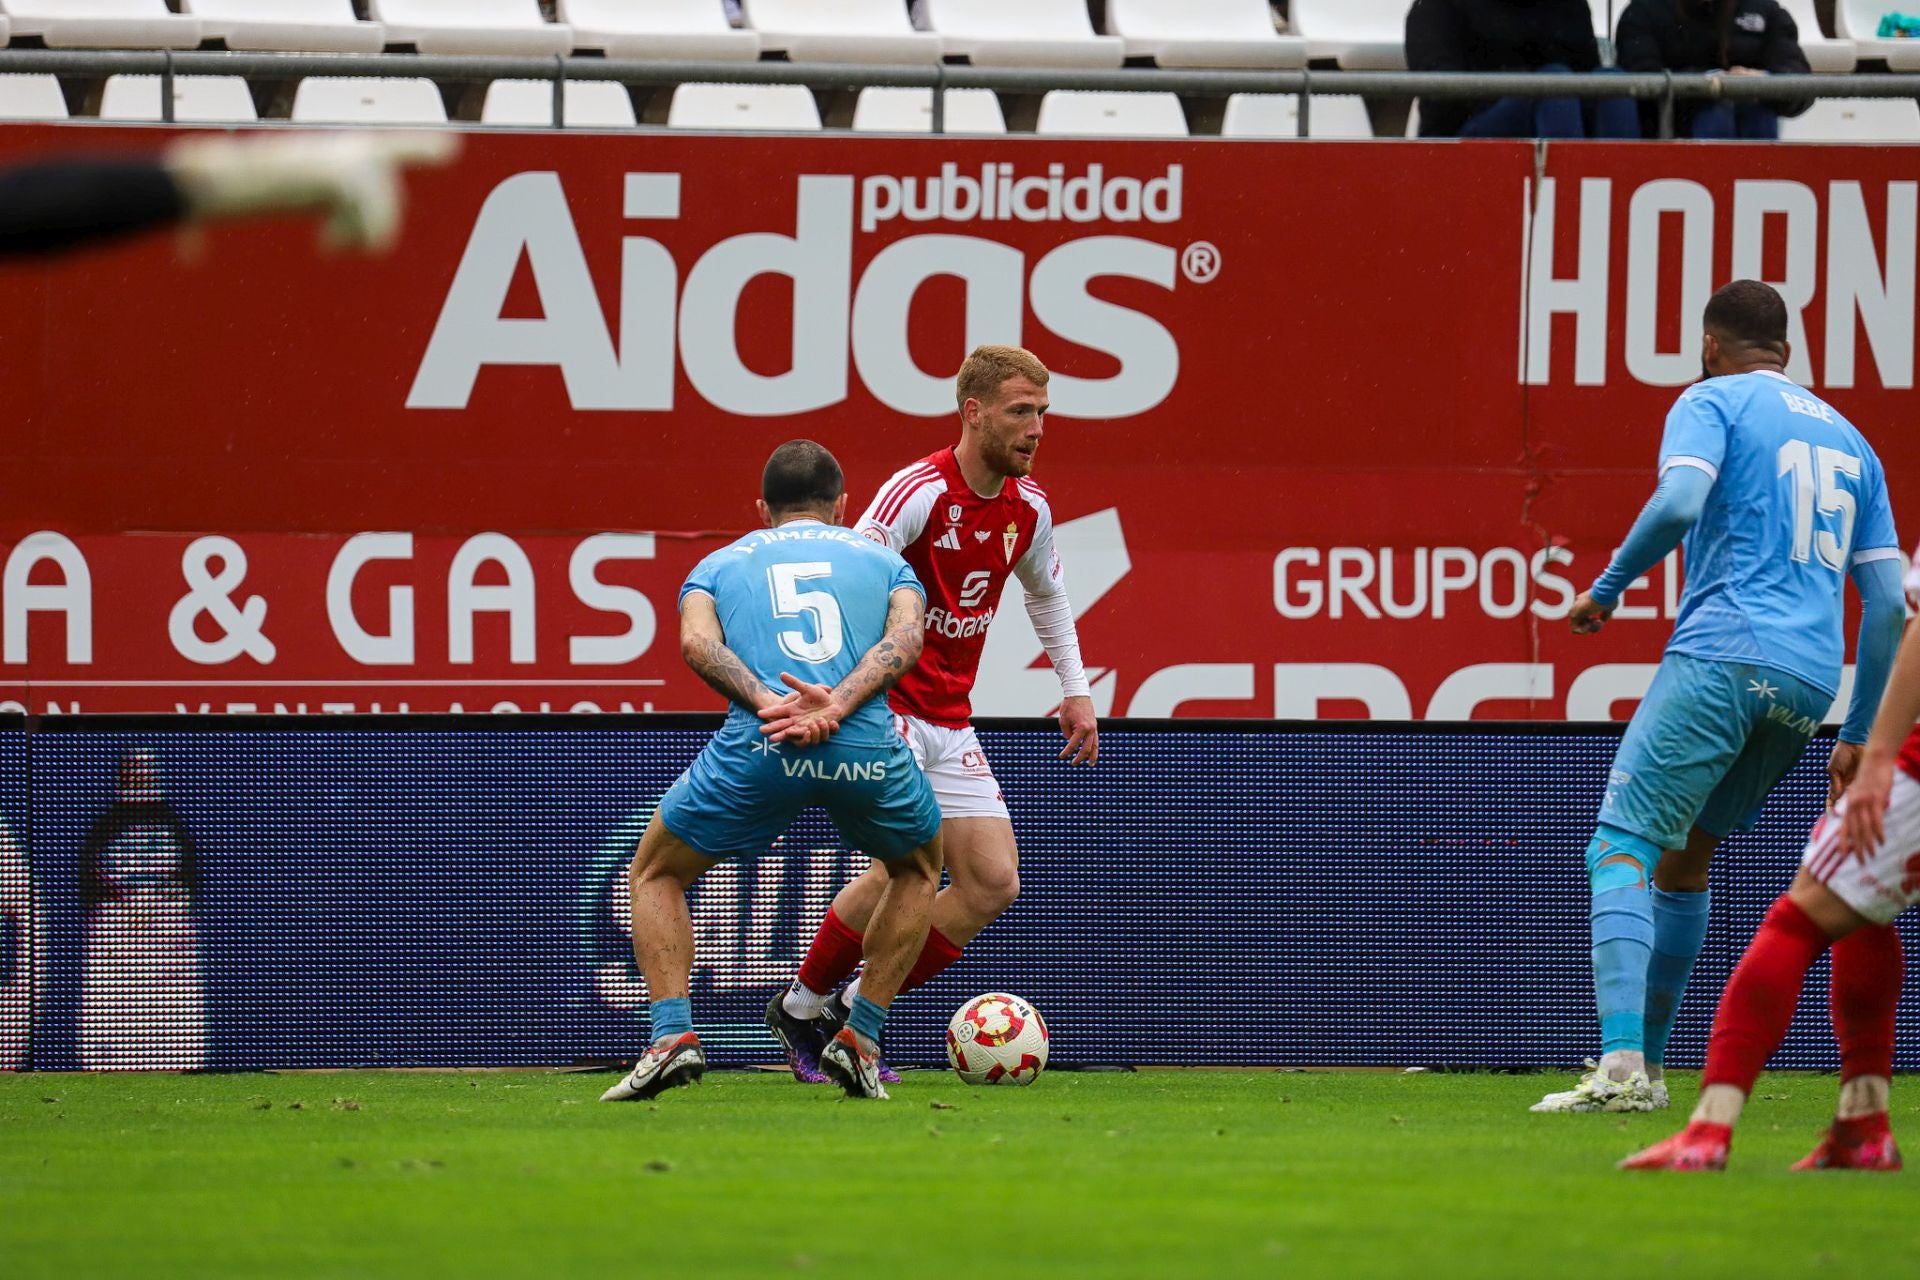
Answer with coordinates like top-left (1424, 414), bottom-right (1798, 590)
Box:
top-left (855, 447), bottom-right (1064, 728)
top-left (1899, 728), bottom-right (1920, 784)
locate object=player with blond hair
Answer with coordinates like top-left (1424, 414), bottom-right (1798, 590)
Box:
top-left (765, 345), bottom-right (1098, 1082)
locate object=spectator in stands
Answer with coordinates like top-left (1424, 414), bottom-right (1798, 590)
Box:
top-left (1407, 0), bottom-right (1640, 139)
top-left (1616, 1), bottom-right (1812, 138)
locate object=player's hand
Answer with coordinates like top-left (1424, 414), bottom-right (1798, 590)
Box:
top-left (1839, 748), bottom-right (1896, 859)
top-left (757, 673), bottom-right (842, 746)
top-left (1058, 695), bottom-right (1099, 766)
top-left (1568, 592), bottom-right (1615, 635)
top-left (1827, 739), bottom-right (1866, 809)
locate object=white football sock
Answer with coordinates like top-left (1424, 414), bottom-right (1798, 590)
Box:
top-left (781, 981), bottom-right (828, 1020)
top-left (1598, 1049), bottom-right (1645, 1081)
top-left (1837, 1074), bottom-right (1891, 1120)
top-left (842, 975), bottom-right (863, 1005)
top-left (1691, 1083), bottom-right (1746, 1126)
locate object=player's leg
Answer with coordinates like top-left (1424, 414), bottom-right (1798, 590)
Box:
top-left (1534, 656), bottom-right (1745, 1113)
top-left (1620, 871), bottom-right (1859, 1168)
top-left (600, 812), bottom-right (721, 1102)
top-left (837, 737), bottom-right (1019, 1006)
top-left (1644, 827), bottom-right (1718, 1099)
top-left (779, 716), bottom-right (933, 1036)
top-left (1643, 668), bottom-right (1829, 1088)
top-left (815, 741), bottom-right (945, 1099)
top-left (1624, 772), bottom-right (1920, 1169)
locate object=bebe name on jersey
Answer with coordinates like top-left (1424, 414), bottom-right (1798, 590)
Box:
top-left (859, 163), bottom-right (1183, 233)
top-left (927, 605), bottom-right (995, 638)
top-left (408, 171), bottom-right (1183, 421)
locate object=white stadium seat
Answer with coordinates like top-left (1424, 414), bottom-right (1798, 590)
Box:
top-left (0, 0), bottom-right (202, 50)
top-left (482, 79), bottom-right (636, 127)
top-left (667, 83), bottom-right (821, 131)
top-left (0, 73), bottom-right (65, 119)
top-left (851, 87), bottom-right (1007, 133)
top-left (1287, 0), bottom-right (1408, 70)
top-left (560, 0), bottom-right (758, 60)
top-left (1778, 0), bottom-right (1856, 71)
top-left (291, 76), bottom-right (447, 124)
top-left (369, 0), bottom-right (569, 56)
top-left (1105, 0), bottom-right (1308, 69)
top-left (1780, 96), bottom-right (1920, 141)
top-left (916, 0), bottom-right (1125, 68)
top-left (1221, 93), bottom-right (1374, 138)
top-left (1035, 90), bottom-right (1188, 136)
top-left (182, 0), bottom-right (384, 54)
top-left (99, 74), bottom-right (258, 121)
top-left (1838, 0), bottom-right (1919, 65)
top-left (744, 0), bottom-right (942, 64)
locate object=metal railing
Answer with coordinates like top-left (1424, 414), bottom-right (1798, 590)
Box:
top-left (1, 48), bottom-right (1916, 137)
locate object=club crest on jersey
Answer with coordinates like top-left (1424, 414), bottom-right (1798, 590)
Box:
top-left (1003, 522), bottom-right (1018, 563)
top-left (947, 503), bottom-right (963, 524)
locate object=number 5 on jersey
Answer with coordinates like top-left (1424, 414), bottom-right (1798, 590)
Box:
top-left (768, 562), bottom-right (844, 662)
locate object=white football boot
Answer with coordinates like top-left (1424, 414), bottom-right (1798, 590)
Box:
top-left (1530, 1059), bottom-right (1660, 1113)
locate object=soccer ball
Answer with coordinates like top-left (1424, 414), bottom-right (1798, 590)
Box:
top-left (946, 992), bottom-right (1048, 1086)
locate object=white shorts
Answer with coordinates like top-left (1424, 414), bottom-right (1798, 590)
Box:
top-left (895, 713), bottom-right (1010, 822)
top-left (1802, 770), bottom-right (1920, 925)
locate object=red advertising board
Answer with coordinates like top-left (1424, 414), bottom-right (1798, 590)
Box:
top-left (0, 128), bottom-right (1913, 719)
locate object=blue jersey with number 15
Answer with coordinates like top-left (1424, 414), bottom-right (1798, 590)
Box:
top-left (1659, 370), bottom-right (1900, 697)
top-left (679, 519), bottom-right (924, 748)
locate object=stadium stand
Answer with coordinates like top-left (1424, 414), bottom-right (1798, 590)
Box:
top-left (1780, 94), bottom-right (1920, 141)
top-left (0, 0), bottom-right (202, 50)
top-left (916, 0), bottom-right (1127, 67)
top-left (1836, 0), bottom-right (1911, 63)
top-left (290, 76), bottom-right (447, 123)
top-left (368, 0), bottom-right (570, 57)
top-left (559, 0), bottom-right (759, 61)
top-left (181, 0), bottom-right (386, 55)
top-left (1104, 0), bottom-right (1309, 68)
top-left (851, 87), bottom-right (1008, 134)
top-left (1779, 0), bottom-right (1858, 72)
top-left (1222, 92), bottom-right (1375, 138)
top-left (1287, 0), bottom-right (1411, 70)
top-left (480, 79), bottom-right (636, 128)
top-left (1036, 89), bottom-right (1189, 136)
top-left (666, 82), bottom-right (822, 131)
top-left (744, 0), bottom-right (943, 65)
top-left (99, 74), bottom-right (259, 121)
top-left (0, 72), bottom-right (64, 119)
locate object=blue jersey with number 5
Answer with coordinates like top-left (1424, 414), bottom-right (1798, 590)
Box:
top-left (1658, 370), bottom-right (1900, 696)
top-left (680, 519), bottom-right (924, 748)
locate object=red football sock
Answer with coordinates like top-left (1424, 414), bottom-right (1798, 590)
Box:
top-left (795, 907), bottom-right (864, 996)
top-left (1702, 895), bottom-right (1833, 1094)
top-left (897, 927), bottom-right (963, 994)
top-left (1831, 923), bottom-right (1903, 1083)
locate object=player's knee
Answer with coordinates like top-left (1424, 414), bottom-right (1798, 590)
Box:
top-left (1654, 862), bottom-right (1711, 893)
top-left (968, 866), bottom-right (1019, 918)
top-left (1587, 826), bottom-right (1661, 894)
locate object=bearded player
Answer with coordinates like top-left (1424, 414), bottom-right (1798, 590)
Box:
top-left (1622, 555), bottom-right (1920, 1172)
top-left (764, 345), bottom-right (1099, 1082)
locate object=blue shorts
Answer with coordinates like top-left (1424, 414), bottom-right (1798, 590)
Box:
top-left (1599, 652), bottom-right (1832, 851)
top-left (658, 729), bottom-right (940, 862)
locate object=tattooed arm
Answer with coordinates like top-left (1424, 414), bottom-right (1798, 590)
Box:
top-left (679, 590), bottom-right (777, 712)
top-left (758, 587), bottom-right (925, 744)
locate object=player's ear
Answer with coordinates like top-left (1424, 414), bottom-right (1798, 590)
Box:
top-left (755, 498), bottom-right (773, 527)
top-left (832, 493), bottom-right (849, 525)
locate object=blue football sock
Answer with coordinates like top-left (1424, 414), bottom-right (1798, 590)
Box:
top-left (649, 996), bottom-right (693, 1042)
top-left (1644, 887), bottom-right (1711, 1068)
top-left (1587, 826), bottom-right (1661, 1056)
top-left (848, 994), bottom-right (888, 1045)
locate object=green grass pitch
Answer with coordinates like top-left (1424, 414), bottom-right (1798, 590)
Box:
top-left (3, 1069), bottom-right (1916, 1277)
